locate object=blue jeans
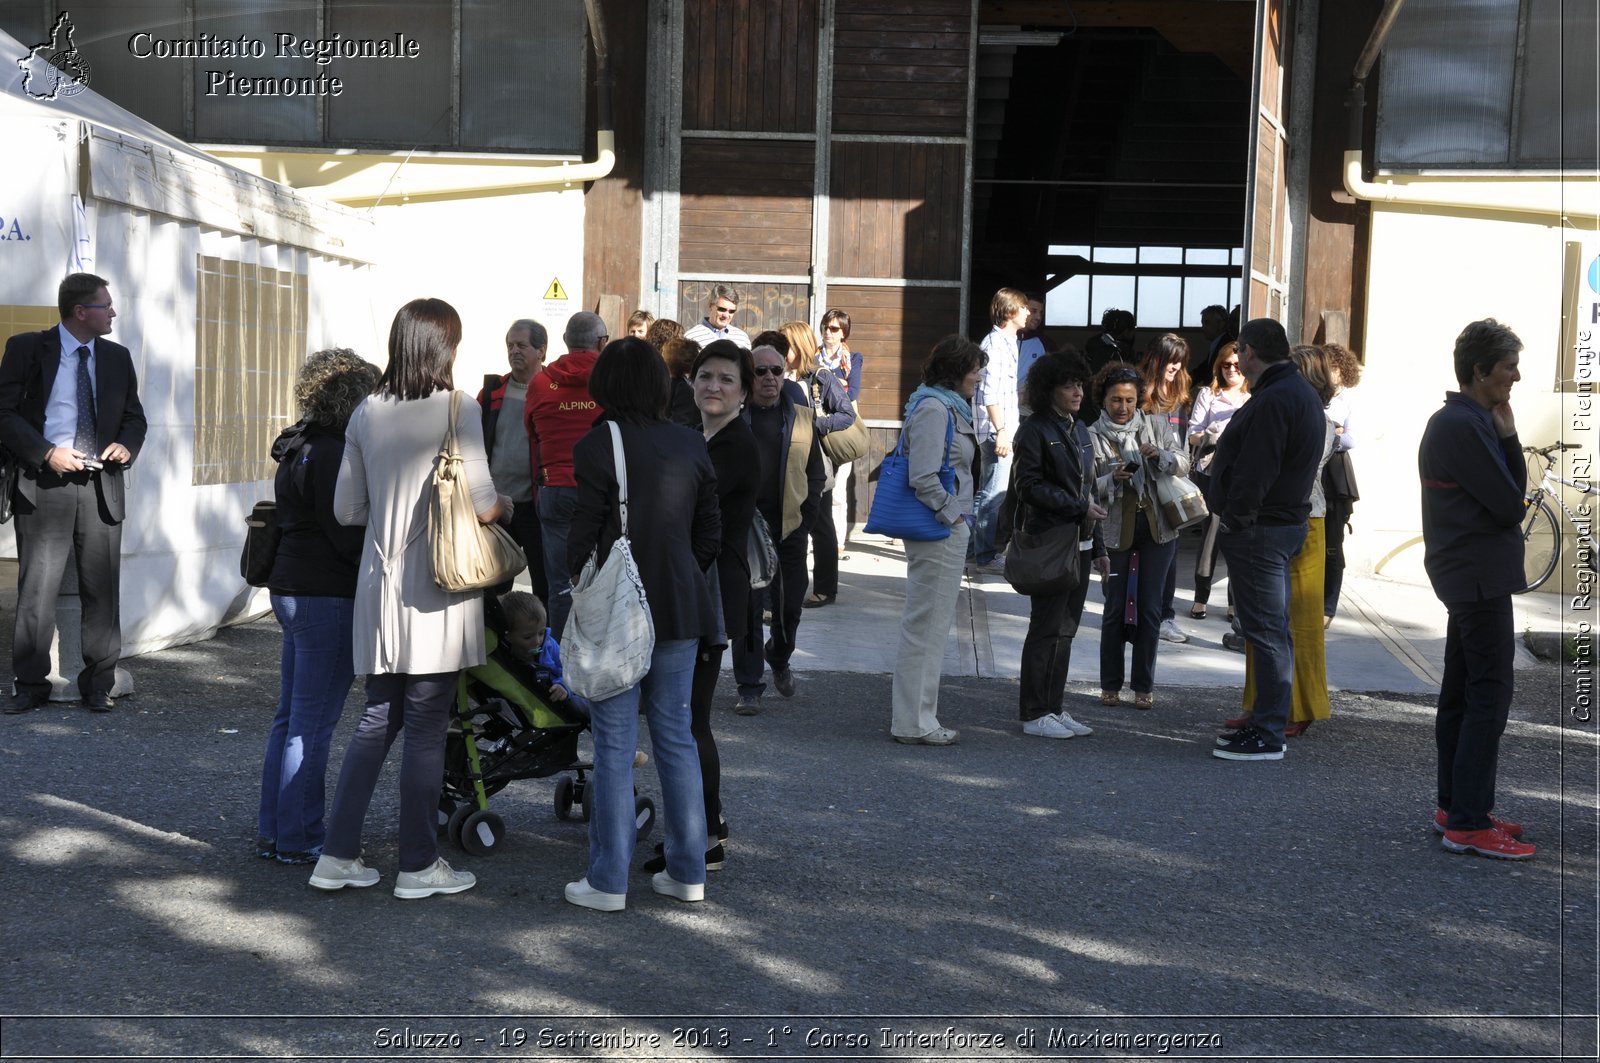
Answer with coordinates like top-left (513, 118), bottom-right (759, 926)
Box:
top-left (258, 595), bottom-right (356, 857)
top-left (538, 486), bottom-right (578, 639)
top-left (1218, 522), bottom-right (1307, 741)
top-left (971, 438), bottom-right (1011, 563)
top-left (585, 638), bottom-right (705, 894)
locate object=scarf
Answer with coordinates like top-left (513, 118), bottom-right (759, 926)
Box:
top-left (1090, 410), bottom-right (1149, 498)
top-left (905, 384), bottom-right (974, 428)
top-left (818, 345), bottom-right (848, 378)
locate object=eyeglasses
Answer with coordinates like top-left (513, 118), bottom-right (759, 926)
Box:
top-left (824, 324), bottom-right (844, 333)
top-left (753, 365), bottom-right (784, 377)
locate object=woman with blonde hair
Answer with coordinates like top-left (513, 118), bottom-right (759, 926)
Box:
top-left (778, 320), bottom-right (855, 606)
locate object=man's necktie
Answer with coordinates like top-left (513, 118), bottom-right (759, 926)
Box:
top-left (74, 346), bottom-right (97, 458)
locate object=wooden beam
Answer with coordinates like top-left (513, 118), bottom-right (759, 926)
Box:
top-left (980, 0), bottom-right (1255, 78)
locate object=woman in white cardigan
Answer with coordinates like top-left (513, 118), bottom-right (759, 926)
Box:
top-left (308, 298), bottom-right (510, 901)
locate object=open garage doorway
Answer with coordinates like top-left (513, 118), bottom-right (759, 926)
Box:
top-left (968, 1), bottom-right (1258, 360)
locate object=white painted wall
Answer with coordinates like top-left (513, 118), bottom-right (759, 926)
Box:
top-left (1352, 200), bottom-right (1591, 589)
top-left (357, 187), bottom-right (586, 392)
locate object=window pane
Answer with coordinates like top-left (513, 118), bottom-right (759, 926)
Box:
top-left (1093, 246), bottom-right (1137, 263)
top-left (1187, 247), bottom-right (1229, 265)
top-left (1184, 278), bottom-right (1230, 326)
top-left (1376, 0), bottom-right (1518, 167)
top-left (1090, 276), bottom-right (1136, 321)
top-left (1516, 0), bottom-right (1598, 166)
top-left (1046, 273), bottom-right (1089, 327)
top-left (1139, 246), bottom-right (1182, 264)
top-left (1137, 276), bottom-right (1181, 328)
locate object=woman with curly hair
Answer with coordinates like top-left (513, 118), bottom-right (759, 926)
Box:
top-left (1012, 350), bottom-right (1108, 738)
top-left (644, 318), bottom-right (684, 351)
top-left (257, 348), bottom-right (380, 865)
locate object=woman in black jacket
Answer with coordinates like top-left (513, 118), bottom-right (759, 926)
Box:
top-left (563, 338), bottom-right (723, 911)
top-left (257, 348), bottom-right (379, 864)
top-left (1012, 350), bottom-right (1108, 739)
top-left (643, 339), bottom-right (757, 874)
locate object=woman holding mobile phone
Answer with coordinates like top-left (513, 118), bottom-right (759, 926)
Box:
top-left (1088, 362), bottom-right (1188, 710)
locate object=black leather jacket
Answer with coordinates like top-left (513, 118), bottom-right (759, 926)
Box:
top-left (1010, 409), bottom-right (1104, 555)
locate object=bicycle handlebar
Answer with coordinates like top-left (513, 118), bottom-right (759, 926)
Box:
top-left (1528, 442), bottom-right (1582, 457)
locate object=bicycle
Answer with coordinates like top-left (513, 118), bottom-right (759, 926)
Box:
top-left (1520, 441), bottom-right (1597, 592)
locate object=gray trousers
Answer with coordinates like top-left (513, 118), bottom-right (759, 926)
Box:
top-left (12, 474), bottom-right (121, 698)
top-left (323, 671), bottom-right (456, 873)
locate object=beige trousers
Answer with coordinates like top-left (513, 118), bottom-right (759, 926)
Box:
top-left (890, 522), bottom-right (970, 739)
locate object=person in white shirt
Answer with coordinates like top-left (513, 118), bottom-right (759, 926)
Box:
top-left (971, 287), bottom-right (1027, 566)
top-left (683, 285), bottom-right (752, 350)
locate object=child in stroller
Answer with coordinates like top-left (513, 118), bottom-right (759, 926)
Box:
top-left (438, 591), bottom-right (655, 855)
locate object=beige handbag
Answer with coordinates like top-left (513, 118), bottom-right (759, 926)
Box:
top-left (811, 370), bottom-right (869, 466)
top-left (429, 391), bottom-right (527, 592)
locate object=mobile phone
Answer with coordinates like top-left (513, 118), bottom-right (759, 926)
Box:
top-left (80, 457), bottom-right (104, 471)
top-left (1122, 460), bottom-right (1140, 473)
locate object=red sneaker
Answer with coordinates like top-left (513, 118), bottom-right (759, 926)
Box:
top-left (1433, 808), bottom-right (1523, 839)
top-left (1441, 827), bottom-right (1536, 860)
top-left (1222, 715), bottom-right (1249, 730)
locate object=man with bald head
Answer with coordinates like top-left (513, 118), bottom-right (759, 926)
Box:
top-left (529, 311), bottom-right (607, 638)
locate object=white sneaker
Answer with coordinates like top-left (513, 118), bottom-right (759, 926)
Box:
top-left (393, 857), bottom-right (476, 899)
top-left (308, 854), bottom-right (379, 891)
top-left (651, 871), bottom-right (705, 902)
top-left (1022, 714), bottom-right (1076, 739)
top-left (565, 877), bottom-right (626, 912)
top-left (1056, 711), bottom-right (1094, 736)
top-left (1159, 618), bottom-right (1189, 643)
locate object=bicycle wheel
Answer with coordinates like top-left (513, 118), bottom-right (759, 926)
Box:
top-left (1519, 498), bottom-right (1560, 592)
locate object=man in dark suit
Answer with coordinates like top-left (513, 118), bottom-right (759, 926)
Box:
top-left (0, 273), bottom-right (147, 713)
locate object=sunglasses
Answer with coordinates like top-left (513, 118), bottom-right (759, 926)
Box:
top-left (824, 324), bottom-right (844, 332)
top-left (753, 365), bottom-right (785, 377)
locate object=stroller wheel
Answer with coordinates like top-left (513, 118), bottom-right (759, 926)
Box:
top-left (460, 810), bottom-right (506, 857)
top-left (554, 776), bottom-right (576, 821)
top-left (447, 803), bottom-right (474, 848)
top-left (437, 796), bottom-right (459, 833)
top-left (577, 780), bottom-right (593, 823)
top-left (634, 796), bottom-right (657, 843)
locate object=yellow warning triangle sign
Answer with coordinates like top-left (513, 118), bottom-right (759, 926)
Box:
top-left (543, 277), bottom-right (568, 300)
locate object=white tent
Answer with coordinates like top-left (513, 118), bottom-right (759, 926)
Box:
top-left (1, 28), bottom-right (382, 665)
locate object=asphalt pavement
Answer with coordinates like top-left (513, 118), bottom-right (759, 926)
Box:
top-left (0, 538), bottom-right (1595, 1063)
